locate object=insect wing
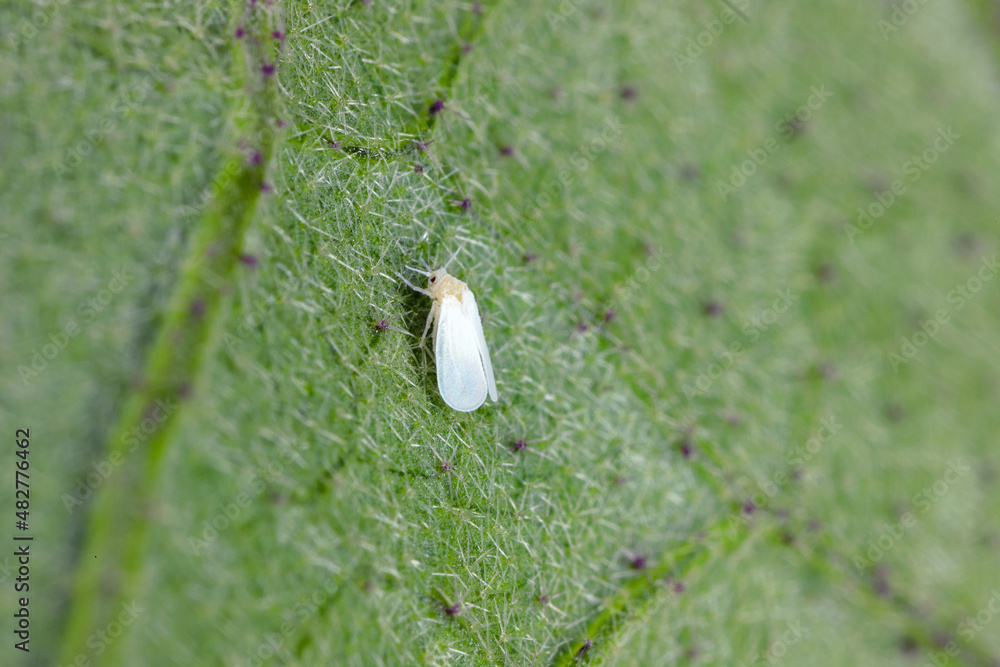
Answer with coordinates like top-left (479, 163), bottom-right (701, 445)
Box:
top-left (435, 295), bottom-right (489, 411)
top-left (460, 290), bottom-right (497, 401)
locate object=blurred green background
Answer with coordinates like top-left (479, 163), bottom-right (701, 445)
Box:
top-left (2, 0), bottom-right (1000, 665)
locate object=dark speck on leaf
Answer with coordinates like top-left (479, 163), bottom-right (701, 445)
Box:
top-left (815, 262), bottom-right (837, 283)
top-left (620, 85), bottom-right (638, 101)
top-left (575, 639), bottom-right (593, 659)
top-left (817, 362), bottom-right (837, 380)
top-left (522, 252), bottom-right (536, 264)
top-left (673, 581), bottom-right (686, 593)
top-left (703, 300), bottom-right (724, 317)
top-left (512, 439), bottom-right (527, 452)
top-left (603, 309), bottom-right (616, 323)
top-left (743, 501), bottom-right (756, 515)
top-left (189, 299), bottom-right (206, 318)
top-left (261, 62), bottom-right (276, 77)
top-left (898, 635), bottom-right (919, 655)
top-left (271, 30), bottom-right (285, 40)
top-left (428, 99), bottom-right (446, 116)
top-left (412, 164), bottom-right (424, 174)
top-left (680, 163), bottom-right (700, 181)
top-left (443, 602), bottom-right (461, 617)
top-left (873, 566), bottom-right (891, 597)
top-left (248, 150), bottom-right (263, 166)
top-left (259, 182), bottom-right (272, 193)
top-left (235, 26), bottom-right (246, 39)
top-left (329, 140), bottom-right (342, 151)
top-left (576, 322), bottom-right (588, 333)
top-left (499, 144), bottom-right (514, 156)
top-left (238, 254), bottom-right (259, 269)
top-left (680, 441), bottom-right (692, 458)
top-left (629, 554), bottom-right (647, 570)
top-left (461, 42), bottom-right (473, 54)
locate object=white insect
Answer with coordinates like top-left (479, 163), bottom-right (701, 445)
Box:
top-left (401, 250), bottom-right (497, 412)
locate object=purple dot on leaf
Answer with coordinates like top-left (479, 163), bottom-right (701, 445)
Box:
top-left (261, 62), bottom-right (276, 77)
top-left (428, 99), bottom-right (445, 116)
top-left (443, 602), bottom-right (461, 616)
top-left (329, 140), bottom-right (342, 151)
top-left (189, 299), bottom-right (206, 318)
top-left (673, 581), bottom-right (686, 593)
top-left (235, 26), bottom-right (246, 39)
top-left (575, 639), bottom-right (593, 659)
top-left (576, 322), bottom-right (588, 333)
top-left (461, 42), bottom-right (473, 54)
top-left (522, 253), bottom-right (536, 264)
top-left (271, 30), bottom-right (285, 40)
top-left (538, 594), bottom-right (549, 605)
top-left (702, 300), bottom-right (724, 317)
top-left (629, 554), bottom-right (647, 570)
top-left (259, 182), bottom-right (272, 193)
top-left (603, 309), bottom-right (616, 323)
top-left (472, 1), bottom-right (483, 14)
top-left (413, 164), bottom-right (424, 174)
top-left (249, 150), bottom-right (263, 166)
top-left (512, 439), bottom-right (527, 452)
top-left (680, 442), bottom-right (693, 458)
top-left (238, 254), bottom-right (259, 268)
top-left (680, 163), bottom-right (701, 181)
top-left (499, 144), bottom-right (514, 156)
top-left (743, 501), bottom-right (756, 515)
top-left (375, 319), bottom-right (389, 331)
top-left (620, 85), bottom-right (638, 101)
